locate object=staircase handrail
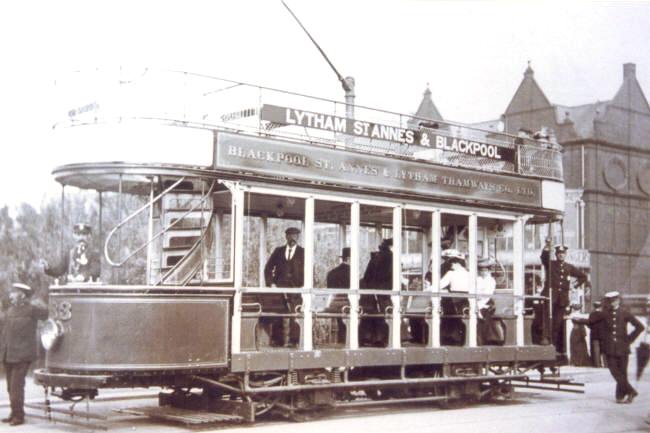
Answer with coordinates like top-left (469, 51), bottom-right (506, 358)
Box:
top-left (157, 180), bottom-right (217, 285)
top-left (104, 177), bottom-right (187, 267)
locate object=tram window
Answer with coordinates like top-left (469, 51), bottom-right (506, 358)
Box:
top-left (209, 189), bottom-right (233, 282)
top-left (358, 204), bottom-right (393, 348)
top-left (313, 199), bottom-right (351, 347)
top-left (401, 209), bottom-right (431, 346)
top-left (241, 192), bottom-right (306, 288)
top-left (314, 200), bottom-right (351, 290)
top-left (437, 213), bottom-right (471, 347)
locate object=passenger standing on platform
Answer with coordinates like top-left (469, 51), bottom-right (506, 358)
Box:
top-left (264, 227), bottom-right (304, 347)
top-left (0, 283), bottom-right (48, 426)
top-left (41, 223), bottom-right (100, 283)
top-left (540, 239), bottom-right (589, 357)
top-left (574, 291), bottom-right (644, 403)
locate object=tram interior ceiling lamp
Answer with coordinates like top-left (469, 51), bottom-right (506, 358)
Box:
top-left (40, 318), bottom-right (64, 351)
top-left (276, 202), bottom-right (285, 217)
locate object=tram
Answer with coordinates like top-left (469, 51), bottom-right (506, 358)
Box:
top-left (34, 69), bottom-right (577, 426)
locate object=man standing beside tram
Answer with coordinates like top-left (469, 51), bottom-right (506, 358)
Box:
top-left (540, 238), bottom-right (590, 360)
top-left (264, 227), bottom-right (304, 347)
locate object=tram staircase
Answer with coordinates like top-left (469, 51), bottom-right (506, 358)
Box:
top-left (105, 177), bottom-right (218, 286)
top-left (153, 180), bottom-right (216, 285)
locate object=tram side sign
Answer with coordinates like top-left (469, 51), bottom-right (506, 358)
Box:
top-left (216, 132), bottom-right (541, 207)
top-left (260, 104), bottom-right (516, 163)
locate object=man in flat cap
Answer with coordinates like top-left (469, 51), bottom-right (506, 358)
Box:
top-left (540, 238), bottom-right (590, 357)
top-left (42, 223), bottom-right (100, 283)
top-left (0, 283), bottom-right (48, 425)
top-left (264, 227), bottom-right (304, 346)
top-left (574, 291), bottom-right (643, 403)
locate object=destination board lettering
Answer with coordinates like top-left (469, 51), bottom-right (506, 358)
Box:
top-left (217, 132), bottom-right (540, 207)
top-left (260, 104), bottom-right (515, 163)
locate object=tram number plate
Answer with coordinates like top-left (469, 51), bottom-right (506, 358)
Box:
top-left (50, 301), bottom-right (72, 321)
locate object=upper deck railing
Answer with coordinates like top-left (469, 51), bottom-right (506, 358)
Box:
top-left (54, 68), bottom-right (563, 181)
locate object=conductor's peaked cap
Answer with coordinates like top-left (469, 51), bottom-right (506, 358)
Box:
top-left (555, 245), bottom-right (569, 253)
top-left (605, 291), bottom-right (620, 299)
top-left (285, 227), bottom-right (301, 235)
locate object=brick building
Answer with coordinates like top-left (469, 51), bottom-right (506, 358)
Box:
top-left (499, 63), bottom-right (650, 302)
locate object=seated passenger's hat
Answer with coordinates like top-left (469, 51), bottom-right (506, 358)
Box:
top-left (11, 283), bottom-right (32, 295)
top-left (285, 227), bottom-right (301, 235)
top-left (441, 249), bottom-right (464, 260)
top-left (73, 223), bottom-right (92, 235)
top-left (340, 247), bottom-right (351, 259)
top-left (554, 245), bottom-right (568, 253)
top-left (605, 291), bottom-right (620, 299)
top-left (477, 257), bottom-right (492, 269)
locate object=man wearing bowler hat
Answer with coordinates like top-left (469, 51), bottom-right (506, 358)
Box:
top-left (326, 248), bottom-right (351, 343)
top-left (0, 283), bottom-right (48, 426)
top-left (42, 223), bottom-right (100, 283)
top-left (574, 291), bottom-right (643, 403)
top-left (540, 239), bottom-right (589, 358)
top-left (264, 227), bottom-right (304, 346)
top-left (327, 247), bottom-right (351, 289)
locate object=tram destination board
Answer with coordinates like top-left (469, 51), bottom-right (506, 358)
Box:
top-left (216, 132), bottom-right (541, 207)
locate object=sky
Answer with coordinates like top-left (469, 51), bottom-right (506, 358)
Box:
top-left (0, 0), bottom-right (649, 209)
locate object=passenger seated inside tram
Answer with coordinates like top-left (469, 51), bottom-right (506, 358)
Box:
top-left (438, 250), bottom-right (469, 346)
top-left (476, 258), bottom-right (505, 345)
top-left (324, 247), bottom-right (351, 344)
top-left (41, 223), bottom-right (100, 283)
top-left (359, 238), bottom-right (392, 347)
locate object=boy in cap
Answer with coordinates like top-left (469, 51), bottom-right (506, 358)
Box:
top-left (0, 283), bottom-right (48, 425)
top-left (264, 227), bottom-right (304, 346)
top-left (574, 291), bottom-right (643, 403)
top-left (540, 238), bottom-right (590, 357)
top-left (42, 223), bottom-right (100, 283)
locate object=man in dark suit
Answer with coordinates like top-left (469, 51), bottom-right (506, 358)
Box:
top-left (589, 300), bottom-right (606, 367)
top-left (540, 240), bottom-right (589, 357)
top-left (264, 227), bottom-right (304, 347)
top-left (575, 291), bottom-right (644, 403)
top-left (0, 283), bottom-right (48, 426)
top-left (327, 247), bottom-right (350, 289)
top-left (42, 223), bottom-right (100, 283)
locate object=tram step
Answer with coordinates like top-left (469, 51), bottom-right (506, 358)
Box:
top-left (116, 406), bottom-right (244, 425)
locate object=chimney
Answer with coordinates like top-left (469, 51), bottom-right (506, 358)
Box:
top-left (623, 63), bottom-right (636, 80)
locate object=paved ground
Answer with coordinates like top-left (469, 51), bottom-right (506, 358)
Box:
top-left (0, 366), bottom-right (649, 432)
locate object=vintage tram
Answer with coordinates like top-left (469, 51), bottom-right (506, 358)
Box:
top-left (34, 69), bottom-right (577, 426)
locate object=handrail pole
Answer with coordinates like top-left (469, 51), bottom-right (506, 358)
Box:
top-left (104, 177), bottom-right (186, 267)
top-left (117, 175), bottom-right (123, 284)
top-left (146, 178), bottom-right (155, 284)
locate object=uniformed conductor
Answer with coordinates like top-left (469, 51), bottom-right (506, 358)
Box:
top-left (264, 227), bottom-right (304, 346)
top-left (540, 239), bottom-right (589, 356)
top-left (0, 283), bottom-right (48, 426)
top-left (574, 291), bottom-right (644, 403)
top-left (42, 223), bottom-right (100, 283)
